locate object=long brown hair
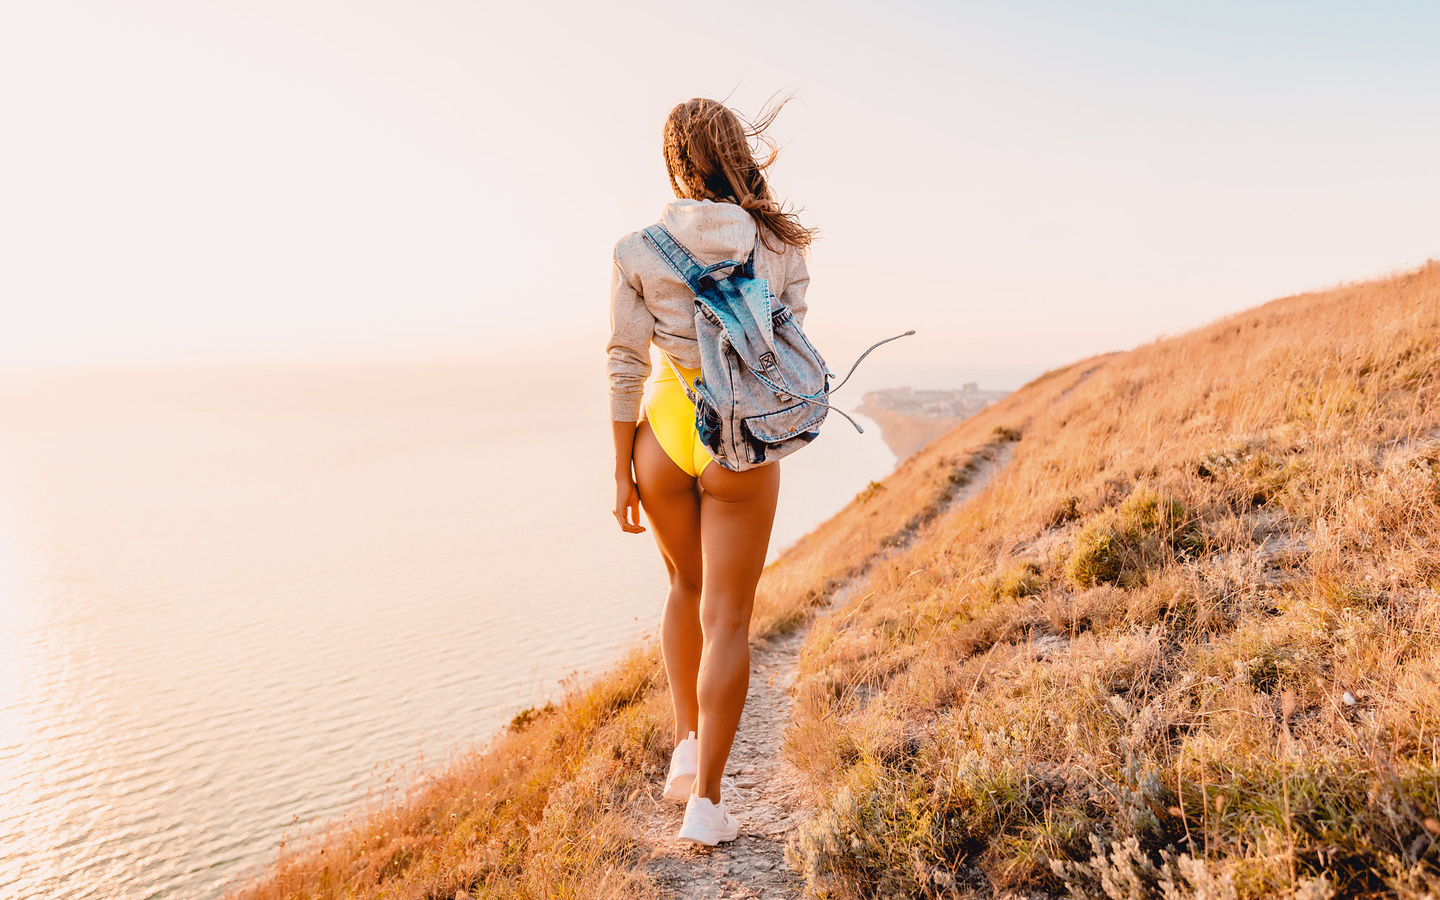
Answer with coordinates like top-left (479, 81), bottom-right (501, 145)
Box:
top-left (662, 97), bottom-right (817, 252)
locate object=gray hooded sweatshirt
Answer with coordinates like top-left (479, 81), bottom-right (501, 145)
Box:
top-left (607, 199), bottom-right (810, 422)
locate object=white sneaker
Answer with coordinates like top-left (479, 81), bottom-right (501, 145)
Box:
top-left (677, 793), bottom-right (740, 845)
top-left (663, 731), bottom-right (698, 801)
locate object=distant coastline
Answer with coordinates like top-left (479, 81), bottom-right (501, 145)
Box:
top-left (856, 383), bottom-right (1009, 459)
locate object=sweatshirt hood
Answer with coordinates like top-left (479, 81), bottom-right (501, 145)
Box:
top-left (660, 199), bottom-right (757, 265)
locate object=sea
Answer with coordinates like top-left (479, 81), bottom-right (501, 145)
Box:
top-left (0, 359), bottom-right (1033, 899)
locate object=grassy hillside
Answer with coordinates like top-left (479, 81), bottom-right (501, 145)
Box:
top-left (785, 262), bottom-right (1440, 899)
top-left (231, 261), bottom-right (1440, 899)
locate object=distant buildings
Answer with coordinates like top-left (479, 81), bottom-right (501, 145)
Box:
top-left (859, 384), bottom-right (1007, 420)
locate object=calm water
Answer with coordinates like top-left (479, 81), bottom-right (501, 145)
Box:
top-left (0, 361), bottom-right (898, 900)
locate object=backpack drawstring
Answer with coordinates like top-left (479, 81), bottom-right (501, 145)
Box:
top-left (750, 330), bottom-right (916, 434)
top-left (828, 330), bottom-right (916, 394)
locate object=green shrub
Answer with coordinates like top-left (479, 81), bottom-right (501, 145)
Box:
top-left (987, 561), bottom-right (1045, 599)
top-left (855, 480), bottom-right (884, 504)
top-left (508, 702), bottom-right (555, 732)
top-left (1066, 488), bottom-right (1199, 588)
top-left (1069, 525), bottom-right (1126, 587)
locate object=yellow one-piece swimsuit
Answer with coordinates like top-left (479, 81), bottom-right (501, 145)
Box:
top-left (642, 355), bottom-right (713, 478)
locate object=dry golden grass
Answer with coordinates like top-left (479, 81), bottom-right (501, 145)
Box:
top-left (785, 262), bottom-right (1440, 899)
top-left (749, 358), bottom-right (1098, 642)
top-left (234, 261), bottom-right (1440, 900)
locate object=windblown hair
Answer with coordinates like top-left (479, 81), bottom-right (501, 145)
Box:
top-left (662, 97), bottom-right (817, 252)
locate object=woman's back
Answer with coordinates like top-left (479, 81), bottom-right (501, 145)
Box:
top-left (607, 198), bottom-right (809, 423)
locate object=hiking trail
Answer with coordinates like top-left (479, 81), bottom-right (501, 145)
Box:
top-left (635, 443), bottom-right (1015, 899)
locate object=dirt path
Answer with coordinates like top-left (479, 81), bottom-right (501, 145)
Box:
top-left (636, 443), bottom-right (1015, 900)
top-left (638, 628), bottom-right (810, 899)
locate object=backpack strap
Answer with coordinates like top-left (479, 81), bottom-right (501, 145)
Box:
top-left (642, 224), bottom-right (750, 293)
top-left (658, 352), bottom-right (704, 420)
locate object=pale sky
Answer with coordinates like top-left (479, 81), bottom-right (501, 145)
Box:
top-left (3, 1), bottom-right (1438, 372)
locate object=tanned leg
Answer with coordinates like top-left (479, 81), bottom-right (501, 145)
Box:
top-left (633, 421), bottom-right (704, 743)
top-left (693, 460), bottom-right (780, 803)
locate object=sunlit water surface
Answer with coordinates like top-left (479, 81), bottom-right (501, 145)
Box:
top-left (0, 361), bottom-right (901, 899)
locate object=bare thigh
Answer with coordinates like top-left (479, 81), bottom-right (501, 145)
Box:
top-left (633, 420), bottom-right (703, 587)
top-left (697, 461), bottom-right (780, 617)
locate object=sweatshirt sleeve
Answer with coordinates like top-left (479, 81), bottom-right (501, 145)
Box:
top-left (779, 247), bottom-right (810, 327)
top-left (607, 258), bottom-right (653, 422)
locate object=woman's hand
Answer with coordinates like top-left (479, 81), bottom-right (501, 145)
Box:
top-left (614, 476), bottom-right (645, 533)
top-left (612, 420), bottom-right (645, 533)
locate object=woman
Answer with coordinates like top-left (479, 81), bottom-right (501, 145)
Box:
top-left (607, 97), bottom-right (815, 845)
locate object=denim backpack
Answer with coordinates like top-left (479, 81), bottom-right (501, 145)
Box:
top-left (643, 223), bottom-right (912, 472)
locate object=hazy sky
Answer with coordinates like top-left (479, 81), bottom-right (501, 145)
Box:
top-left (3, 1), bottom-right (1438, 371)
